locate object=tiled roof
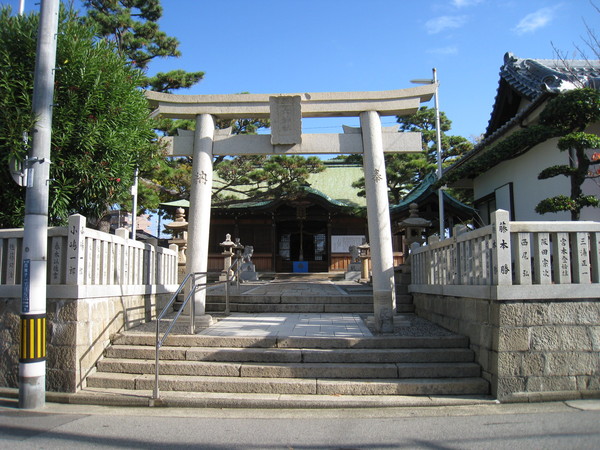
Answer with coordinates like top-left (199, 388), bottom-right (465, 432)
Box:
top-left (500, 52), bottom-right (600, 100)
top-left (444, 53), bottom-right (600, 179)
top-left (487, 52), bottom-right (600, 136)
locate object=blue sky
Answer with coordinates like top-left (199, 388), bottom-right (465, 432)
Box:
top-left (4, 0), bottom-right (599, 140)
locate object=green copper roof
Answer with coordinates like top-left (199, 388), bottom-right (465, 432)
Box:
top-left (306, 162), bottom-right (365, 207)
top-left (161, 160), bottom-right (366, 210)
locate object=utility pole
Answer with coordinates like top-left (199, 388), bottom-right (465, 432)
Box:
top-left (432, 68), bottom-right (445, 239)
top-left (19, 0), bottom-right (59, 409)
top-left (411, 69), bottom-right (445, 239)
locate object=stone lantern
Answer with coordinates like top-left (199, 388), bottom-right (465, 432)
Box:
top-left (358, 240), bottom-right (371, 282)
top-left (398, 203), bottom-right (431, 265)
top-left (219, 234), bottom-right (235, 281)
top-left (164, 207), bottom-right (189, 283)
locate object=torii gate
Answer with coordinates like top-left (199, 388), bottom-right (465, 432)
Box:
top-left (146, 85), bottom-right (436, 332)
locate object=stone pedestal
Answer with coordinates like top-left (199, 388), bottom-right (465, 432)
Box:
top-left (239, 262), bottom-right (259, 281)
top-left (345, 262), bottom-right (362, 281)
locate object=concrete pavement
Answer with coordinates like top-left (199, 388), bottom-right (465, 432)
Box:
top-left (1, 396), bottom-right (600, 449)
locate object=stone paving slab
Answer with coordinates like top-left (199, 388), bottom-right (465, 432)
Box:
top-left (198, 313), bottom-right (373, 338)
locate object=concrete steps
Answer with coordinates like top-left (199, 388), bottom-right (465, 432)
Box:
top-left (206, 295), bottom-right (374, 314)
top-left (87, 372), bottom-right (488, 396)
top-left (86, 332), bottom-right (490, 398)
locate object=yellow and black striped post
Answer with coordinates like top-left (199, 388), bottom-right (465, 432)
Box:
top-left (20, 315), bottom-right (47, 363)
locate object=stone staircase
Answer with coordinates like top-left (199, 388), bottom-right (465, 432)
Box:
top-left (206, 293), bottom-right (374, 314)
top-left (86, 333), bottom-right (490, 402)
top-left (206, 280), bottom-right (375, 314)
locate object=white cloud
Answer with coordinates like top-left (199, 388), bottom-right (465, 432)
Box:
top-left (425, 15), bottom-right (468, 34)
top-left (427, 46), bottom-right (459, 55)
top-left (452, 0), bottom-right (484, 8)
top-left (513, 5), bottom-right (560, 35)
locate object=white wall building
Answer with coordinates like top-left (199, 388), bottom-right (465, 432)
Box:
top-left (446, 53), bottom-right (600, 223)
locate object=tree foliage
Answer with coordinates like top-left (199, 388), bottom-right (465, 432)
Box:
top-left (79, 1), bottom-right (342, 216)
top-left (153, 149), bottom-right (325, 209)
top-left (212, 155), bottom-right (325, 207)
top-left (82, 0), bottom-right (204, 92)
top-left (535, 92), bottom-right (600, 220)
top-left (0, 6), bottom-right (161, 228)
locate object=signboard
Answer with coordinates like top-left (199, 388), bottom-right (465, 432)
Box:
top-left (331, 235), bottom-right (365, 254)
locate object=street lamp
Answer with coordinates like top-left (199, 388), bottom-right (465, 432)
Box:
top-left (411, 68), bottom-right (445, 239)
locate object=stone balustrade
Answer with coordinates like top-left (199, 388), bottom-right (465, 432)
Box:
top-left (408, 209), bottom-right (600, 401)
top-left (0, 214), bottom-right (179, 392)
top-left (0, 214), bottom-right (178, 293)
top-left (410, 209), bottom-right (600, 300)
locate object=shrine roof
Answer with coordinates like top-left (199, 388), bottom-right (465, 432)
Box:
top-left (390, 171), bottom-right (475, 215)
top-left (160, 161), bottom-right (366, 212)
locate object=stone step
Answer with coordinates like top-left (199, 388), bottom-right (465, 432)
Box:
top-left (42, 387), bottom-right (495, 409)
top-left (97, 358), bottom-right (481, 379)
top-left (106, 345), bottom-right (474, 364)
top-left (113, 333), bottom-right (470, 349)
top-left (207, 295), bottom-right (372, 305)
top-left (206, 303), bottom-right (373, 314)
top-left (86, 372), bottom-right (489, 396)
top-left (396, 304), bottom-right (415, 313)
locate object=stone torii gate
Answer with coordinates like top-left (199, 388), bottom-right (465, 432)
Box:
top-left (146, 85), bottom-right (436, 332)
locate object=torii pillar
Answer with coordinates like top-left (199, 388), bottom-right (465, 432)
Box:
top-left (146, 85), bottom-right (436, 332)
top-left (361, 111), bottom-right (395, 332)
top-left (186, 113), bottom-right (215, 325)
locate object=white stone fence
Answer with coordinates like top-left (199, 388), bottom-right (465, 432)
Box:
top-left (0, 214), bottom-right (179, 297)
top-left (410, 209), bottom-right (600, 300)
top-left (0, 214), bottom-right (179, 392)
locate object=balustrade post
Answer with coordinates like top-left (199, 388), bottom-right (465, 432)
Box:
top-left (591, 232), bottom-right (600, 283)
top-left (427, 235), bottom-right (438, 284)
top-left (491, 209), bottom-right (512, 286)
top-left (49, 236), bottom-right (63, 285)
top-left (115, 228), bottom-right (129, 285)
top-left (6, 238), bottom-right (19, 285)
top-left (572, 233), bottom-right (591, 284)
top-left (514, 232), bottom-right (532, 285)
top-left (66, 214), bottom-right (86, 285)
top-left (533, 233), bottom-right (552, 284)
top-left (410, 242), bottom-right (421, 284)
top-left (553, 232), bottom-right (571, 284)
top-left (169, 244), bottom-right (178, 284)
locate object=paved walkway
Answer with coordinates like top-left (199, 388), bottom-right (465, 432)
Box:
top-left (198, 313), bottom-right (373, 337)
top-left (205, 276), bottom-right (373, 297)
top-left (200, 275), bottom-right (374, 337)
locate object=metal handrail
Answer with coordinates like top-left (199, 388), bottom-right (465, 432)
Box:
top-left (152, 264), bottom-right (242, 401)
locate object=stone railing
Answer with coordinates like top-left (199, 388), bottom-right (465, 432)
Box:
top-left (0, 214), bottom-right (179, 393)
top-left (410, 209), bottom-right (600, 300)
top-left (0, 214), bottom-right (178, 295)
top-left (409, 209), bottom-right (600, 401)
